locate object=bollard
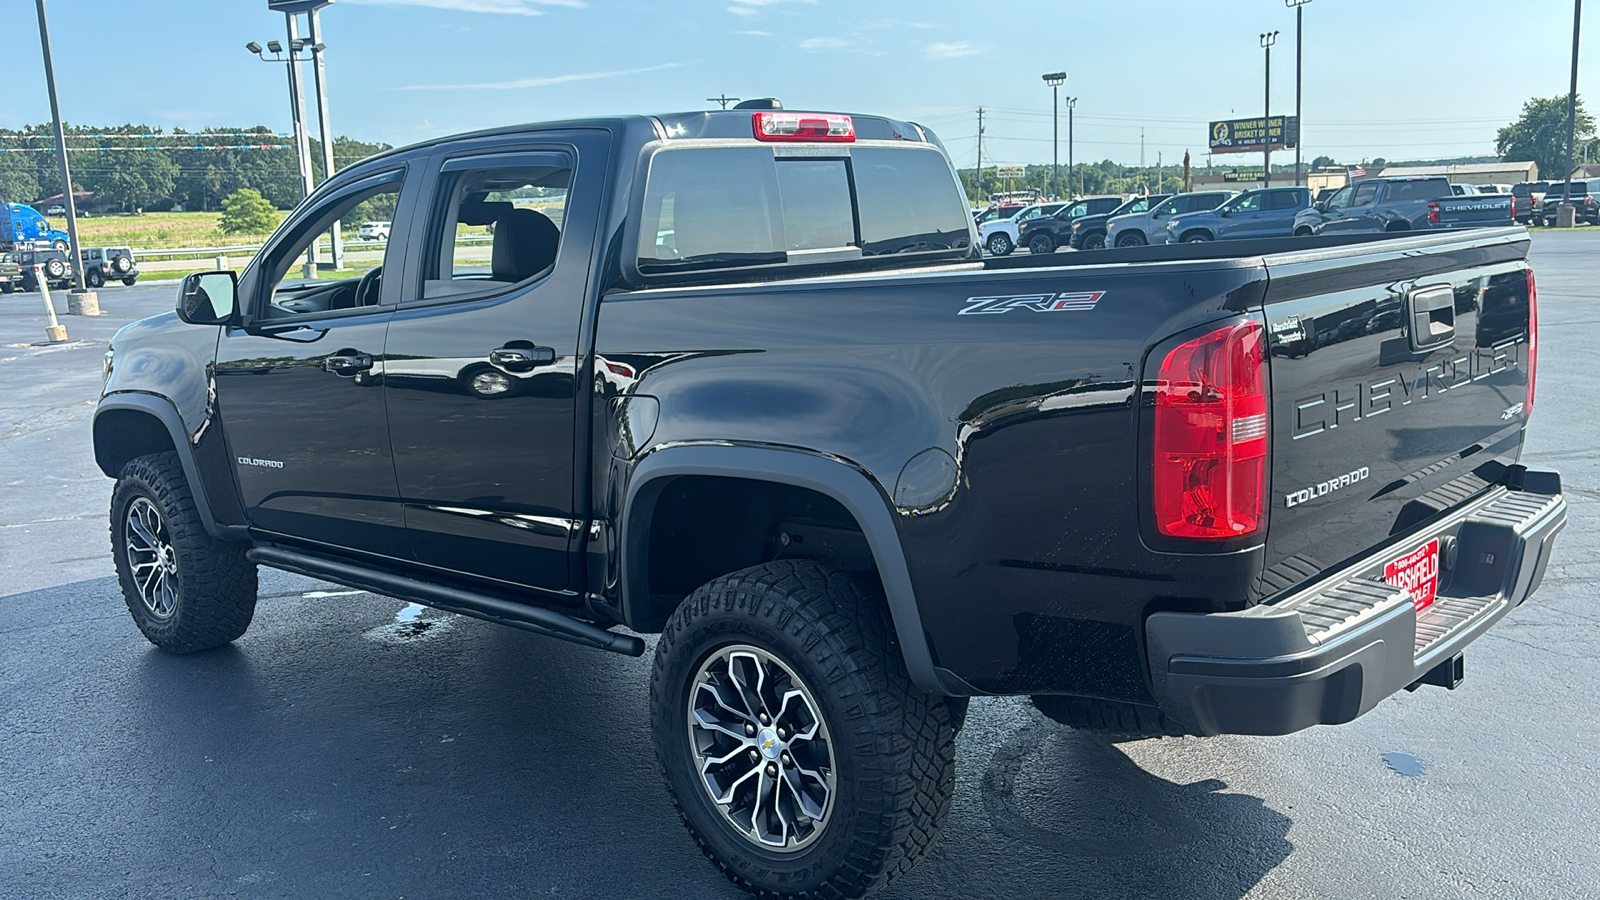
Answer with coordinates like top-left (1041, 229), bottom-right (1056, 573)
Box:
top-left (1556, 205), bottom-right (1578, 228)
top-left (35, 268), bottom-right (68, 343)
top-left (216, 253), bottom-right (227, 271)
top-left (67, 290), bottom-right (101, 316)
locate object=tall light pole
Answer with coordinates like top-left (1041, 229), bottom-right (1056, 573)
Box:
top-left (1261, 31), bottom-right (1279, 188)
top-left (1287, 0), bottom-right (1311, 186)
top-left (1067, 96), bottom-right (1077, 198)
top-left (306, 7), bottom-right (341, 270)
top-left (32, 0), bottom-right (85, 293)
top-left (248, 36), bottom-right (316, 277)
top-left (1042, 72), bottom-right (1066, 200)
top-left (1560, 0), bottom-right (1583, 223)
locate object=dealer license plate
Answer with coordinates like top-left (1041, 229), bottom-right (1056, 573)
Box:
top-left (1384, 538), bottom-right (1440, 611)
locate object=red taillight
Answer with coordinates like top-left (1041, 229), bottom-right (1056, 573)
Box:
top-left (1428, 201), bottom-right (1441, 224)
top-left (752, 112), bottom-right (855, 142)
top-left (1153, 320), bottom-right (1268, 539)
top-left (1525, 269), bottom-right (1538, 419)
top-left (1511, 195), bottom-right (1518, 217)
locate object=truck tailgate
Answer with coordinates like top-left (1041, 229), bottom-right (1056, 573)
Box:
top-left (1435, 195), bottom-right (1513, 228)
top-left (1256, 229), bottom-right (1533, 595)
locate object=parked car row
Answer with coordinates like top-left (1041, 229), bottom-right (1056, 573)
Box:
top-left (980, 175), bottom-right (1518, 257)
top-left (0, 245), bottom-right (139, 294)
top-left (1536, 178), bottom-right (1600, 226)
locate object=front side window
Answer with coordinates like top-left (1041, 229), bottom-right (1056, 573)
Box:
top-left (260, 177), bottom-right (404, 320)
top-left (1150, 198), bottom-right (1179, 217)
top-left (421, 159), bottom-right (572, 300)
top-left (1351, 183), bottom-right (1381, 207)
top-left (1225, 193), bottom-right (1263, 213)
top-left (636, 144), bottom-right (970, 275)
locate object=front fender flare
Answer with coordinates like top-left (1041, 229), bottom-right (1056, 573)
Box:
top-left (622, 444), bottom-right (947, 695)
top-left (94, 392), bottom-right (228, 540)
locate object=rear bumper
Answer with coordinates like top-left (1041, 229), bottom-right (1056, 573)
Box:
top-left (1146, 474), bottom-right (1566, 736)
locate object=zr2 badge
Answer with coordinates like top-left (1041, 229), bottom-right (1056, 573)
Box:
top-left (959, 291), bottom-right (1106, 315)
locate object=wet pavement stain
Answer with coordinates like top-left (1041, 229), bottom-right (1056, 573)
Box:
top-left (1383, 751), bottom-right (1427, 778)
top-left (364, 603), bottom-right (453, 643)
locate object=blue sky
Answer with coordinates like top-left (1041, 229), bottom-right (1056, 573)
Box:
top-left (4, 0), bottom-right (1594, 170)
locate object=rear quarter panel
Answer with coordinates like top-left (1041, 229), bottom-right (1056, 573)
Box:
top-left (596, 259), bottom-right (1270, 699)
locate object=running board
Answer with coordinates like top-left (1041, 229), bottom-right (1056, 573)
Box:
top-left (246, 545), bottom-right (645, 657)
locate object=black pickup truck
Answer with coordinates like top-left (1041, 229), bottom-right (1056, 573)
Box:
top-left (93, 106), bottom-right (1564, 899)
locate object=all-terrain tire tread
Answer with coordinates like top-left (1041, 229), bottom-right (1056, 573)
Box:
top-left (111, 452), bottom-right (257, 653)
top-left (651, 560), bottom-right (955, 900)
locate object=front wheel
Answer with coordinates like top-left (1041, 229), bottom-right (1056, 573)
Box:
top-left (52, 239), bottom-right (68, 253)
top-left (652, 561), bottom-right (956, 899)
top-left (1182, 232), bottom-right (1212, 243)
top-left (1027, 233), bottom-right (1056, 255)
top-left (1294, 226), bottom-right (1315, 237)
top-left (985, 233), bottom-right (1013, 256)
top-left (1081, 233), bottom-right (1106, 250)
top-left (111, 452), bottom-right (258, 653)
top-left (1114, 232), bottom-right (1147, 248)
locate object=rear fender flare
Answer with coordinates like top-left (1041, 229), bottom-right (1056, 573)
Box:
top-left (94, 392), bottom-right (227, 539)
top-left (621, 443), bottom-right (945, 695)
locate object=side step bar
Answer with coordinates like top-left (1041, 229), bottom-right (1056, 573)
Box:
top-left (246, 545), bottom-right (645, 657)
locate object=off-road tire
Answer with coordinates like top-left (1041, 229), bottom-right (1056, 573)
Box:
top-left (1030, 694), bottom-right (1187, 740)
top-left (651, 561), bottom-right (956, 899)
top-left (86, 268), bottom-right (104, 288)
top-left (110, 452), bottom-right (257, 653)
top-left (123, 276), bottom-right (138, 286)
top-left (114, 255), bottom-right (133, 274)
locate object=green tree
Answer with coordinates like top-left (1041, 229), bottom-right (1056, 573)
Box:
top-left (219, 188), bottom-right (279, 235)
top-left (1310, 155), bottom-right (1337, 169)
top-left (1497, 95), bottom-right (1595, 179)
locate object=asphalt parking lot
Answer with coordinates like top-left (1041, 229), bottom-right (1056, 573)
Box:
top-left (3, 235), bottom-right (1597, 899)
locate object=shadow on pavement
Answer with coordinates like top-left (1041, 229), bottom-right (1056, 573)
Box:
top-left (2, 576), bottom-right (1291, 899)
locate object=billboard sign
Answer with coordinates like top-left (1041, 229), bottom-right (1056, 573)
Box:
top-left (1222, 170), bottom-right (1265, 182)
top-left (1209, 116), bottom-right (1299, 153)
top-left (995, 165), bottom-right (1026, 179)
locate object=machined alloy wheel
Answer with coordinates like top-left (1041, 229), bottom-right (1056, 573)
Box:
top-left (114, 255), bottom-right (132, 273)
top-left (687, 644), bottom-right (836, 853)
top-left (986, 233), bottom-right (1013, 256)
top-left (124, 496), bottom-right (178, 619)
top-left (45, 258), bottom-right (65, 278)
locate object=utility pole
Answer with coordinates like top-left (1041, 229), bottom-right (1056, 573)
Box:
top-left (1560, 0), bottom-right (1583, 225)
top-left (706, 94), bottom-right (739, 109)
top-left (976, 107), bottom-right (985, 203)
top-left (1067, 96), bottom-right (1077, 199)
top-left (1261, 30), bottom-right (1278, 188)
top-left (1287, 0), bottom-right (1312, 186)
top-left (33, 0), bottom-right (85, 293)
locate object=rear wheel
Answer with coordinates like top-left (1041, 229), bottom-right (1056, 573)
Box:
top-left (1294, 226), bottom-right (1314, 237)
top-left (86, 268), bottom-right (104, 288)
top-left (1027, 233), bottom-right (1056, 255)
top-left (652, 561), bottom-right (956, 899)
top-left (985, 233), bottom-right (1013, 256)
top-left (1114, 232), bottom-right (1147, 248)
top-left (123, 276), bottom-right (138, 286)
top-left (110, 452), bottom-right (258, 653)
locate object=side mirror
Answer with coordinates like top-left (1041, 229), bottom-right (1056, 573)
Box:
top-left (176, 270), bottom-right (240, 326)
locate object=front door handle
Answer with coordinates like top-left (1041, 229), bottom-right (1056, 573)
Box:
top-left (490, 345), bottom-right (556, 372)
top-left (323, 352), bottom-right (374, 375)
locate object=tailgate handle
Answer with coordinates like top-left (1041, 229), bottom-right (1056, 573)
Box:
top-left (1408, 285), bottom-right (1456, 352)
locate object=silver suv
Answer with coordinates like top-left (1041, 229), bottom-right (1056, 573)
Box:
top-left (1103, 190), bottom-right (1236, 247)
top-left (81, 246), bottom-right (139, 287)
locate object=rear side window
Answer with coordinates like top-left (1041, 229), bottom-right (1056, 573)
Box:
top-left (637, 145), bottom-right (970, 274)
top-left (1387, 180), bottom-right (1448, 202)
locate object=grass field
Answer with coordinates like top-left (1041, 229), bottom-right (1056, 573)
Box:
top-left (62, 211), bottom-right (282, 250)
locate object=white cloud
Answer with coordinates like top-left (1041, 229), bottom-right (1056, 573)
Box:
top-left (344, 0), bottom-right (585, 15)
top-left (726, 0), bottom-right (815, 16)
top-left (799, 36), bottom-right (855, 51)
top-left (736, 30), bottom-right (773, 36)
top-left (397, 62), bottom-right (682, 90)
top-left (923, 41), bottom-right (986, 60)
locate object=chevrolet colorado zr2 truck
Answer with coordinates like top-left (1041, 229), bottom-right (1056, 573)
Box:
top-left (93, 104), bottom-right (1565, 900)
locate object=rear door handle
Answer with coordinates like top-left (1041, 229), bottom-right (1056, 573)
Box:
top-left (323, 352), bottom-right (374, 374)
top-left (490, 346), bottom-right (556, 371)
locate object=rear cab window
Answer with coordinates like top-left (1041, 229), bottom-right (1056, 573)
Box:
top-left (635, 143), bottom-right (971, 278)
top-left (1387, 179), bottom-right (1449, 202)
